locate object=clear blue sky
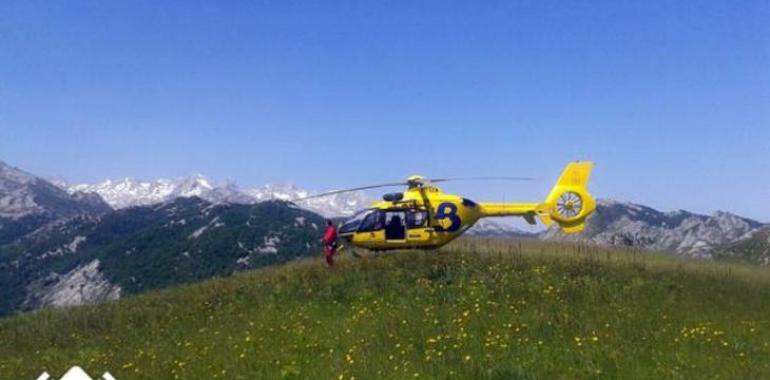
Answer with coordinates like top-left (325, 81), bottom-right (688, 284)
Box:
top-left (1, 1), bottom-right (768, 221)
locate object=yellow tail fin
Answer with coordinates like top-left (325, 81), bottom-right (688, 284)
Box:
top-left (538, 161), bottom-right (596, 233)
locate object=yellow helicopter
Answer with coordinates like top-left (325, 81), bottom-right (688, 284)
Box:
top-left (296, 161), bottom-right (595, 251)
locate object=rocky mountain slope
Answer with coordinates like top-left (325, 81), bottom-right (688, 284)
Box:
top-left (0, 161), bottom-right (111, 245)
top-left (713, 227), bottom-right (770, 265)
top-left (541, 199), bottom-right (765, 258)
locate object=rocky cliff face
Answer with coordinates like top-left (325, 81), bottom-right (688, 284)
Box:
top-left (22, 259), bottom-right (121, 310)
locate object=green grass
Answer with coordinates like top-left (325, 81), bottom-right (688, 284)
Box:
top-left (2, 238), bottom-right (770, 379)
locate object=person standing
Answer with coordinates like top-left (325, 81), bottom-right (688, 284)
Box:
top-left (321, 219), bottom-right (338, 266)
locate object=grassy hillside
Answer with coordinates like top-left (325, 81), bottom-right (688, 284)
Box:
top-left (2, 238), bottom-right (770, 379)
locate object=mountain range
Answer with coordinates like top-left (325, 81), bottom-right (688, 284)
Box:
top-left (0, 159), bottom-right (767, 316)
top-left (58, 176), bottom-right (370, 217)
top-left (0, 161), bottom-right (327, 316)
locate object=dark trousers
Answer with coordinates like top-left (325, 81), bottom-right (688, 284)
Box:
top-left (324, 243), bottom-right (336, 266)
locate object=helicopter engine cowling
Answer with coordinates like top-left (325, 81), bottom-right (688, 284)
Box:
top-left (383, 192), bottom-right (404, 202)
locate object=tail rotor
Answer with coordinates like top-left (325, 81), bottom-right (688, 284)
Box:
top-left (538, 161), bottom-right (596, 233)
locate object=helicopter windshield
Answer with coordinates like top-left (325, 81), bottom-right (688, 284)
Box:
top-left (339, 209), bottom-right (372, 234)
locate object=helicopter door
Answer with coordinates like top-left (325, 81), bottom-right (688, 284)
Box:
top-left (404, 209), bottom-right (431, 244)
top-left (384, 211), bottom-right (406, 241)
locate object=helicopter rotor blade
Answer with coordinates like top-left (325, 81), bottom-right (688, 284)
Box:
top-left (429, 176), bottom-right (534, 183)
top-left (291, 176), bottom-right (534, 202)
top-left (291, 182), bottom-right (407, 201)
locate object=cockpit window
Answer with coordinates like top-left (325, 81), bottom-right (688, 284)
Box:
top-left (359, 210), bottom-right (384, 232)
top-left (339, 209), bottom-right (371, 234)
top-left (339, 208), bottom-right (424, 233)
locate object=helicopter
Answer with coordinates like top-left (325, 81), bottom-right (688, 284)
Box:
top-left (294, 161), bottom-right (595, 251)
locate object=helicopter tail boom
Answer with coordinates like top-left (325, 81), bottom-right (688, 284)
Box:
top-left (478, 161), bottom-right (595, 233)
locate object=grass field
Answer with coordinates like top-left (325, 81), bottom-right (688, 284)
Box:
top-left (2, 238), bottom-right (770, 379)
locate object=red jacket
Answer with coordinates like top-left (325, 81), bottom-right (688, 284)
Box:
top-left (323, 225), bottom-right (337, 244)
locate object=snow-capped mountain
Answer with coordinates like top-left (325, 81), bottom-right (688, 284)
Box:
top-left (540, 199), bottom-right (765, 258)
top-left (66, 175), bottom-right (217, 209)
top-left (63, 176), bottom-right (372, 217)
